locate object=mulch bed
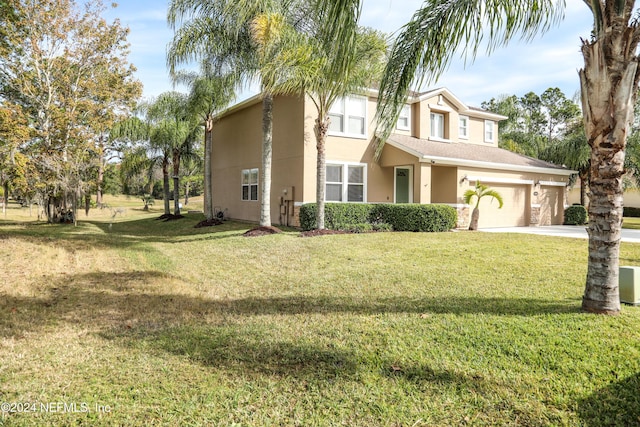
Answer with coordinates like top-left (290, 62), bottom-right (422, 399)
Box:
top-left (299, 229), bottom-right (351, 237)
top-left (194, 218), bottom-right (223, 228)
top-left (242, 225), bottom-right (283, 237)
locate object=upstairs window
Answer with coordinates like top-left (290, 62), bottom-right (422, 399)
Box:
top-left (328, 96), bottom-right (367, 138)
top-left (397, 104), bottom-right (411, 130)
top-left (484, 120), bottom-right (495, 143)
top-left (430, 112), bottom-right (445, 139)
top-left (241, 168), bottom-right (258, 201)
top-left (459, 115), bottom-right (469, 139)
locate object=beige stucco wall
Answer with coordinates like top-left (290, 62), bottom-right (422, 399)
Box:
top-left (568, 185), bottom-right (640, 208)
top-left (431, 166), bottom-right (458, 203)
top-left (211, 95), bottom-right (305, 225)
top-left (412, 92), bottom-right (499, 148)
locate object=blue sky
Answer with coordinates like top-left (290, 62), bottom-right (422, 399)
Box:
top-left (103, 0), bottom-right (594, 107)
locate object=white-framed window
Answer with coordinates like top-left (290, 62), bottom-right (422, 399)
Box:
top-left (459, 115), bottom-right (469, 139)
top-left (325, 162), bottom-right (366, 202)
top-left (328, 96), bottom-right (367, 138)
top-left (241, 168), bottom-right (258, 201)
top-left (484, 120), bottom-right (495, 143)
top-left (430, 112), bottom-right (445, 139)
top-left (396, 104), bottom-right (411, 130)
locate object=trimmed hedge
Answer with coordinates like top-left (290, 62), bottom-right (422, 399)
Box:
top-left (564, 205), bottom-right (588, 225)
top-left (299, 203), bottom-right (371, 231)
top-left (624, 207), bottom-right (640, 218)
top-left (300, 203), bottom-right (457, 232)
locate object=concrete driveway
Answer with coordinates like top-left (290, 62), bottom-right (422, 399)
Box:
top-left (480, 225), bottom-right (640, 243)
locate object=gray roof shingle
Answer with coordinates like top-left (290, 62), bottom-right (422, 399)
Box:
top-left (387, 134), bottom-right (571, 172)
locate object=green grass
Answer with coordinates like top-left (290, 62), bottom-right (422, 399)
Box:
top-left (623, 217), bottom-right (640, 230)
top-left (1, 200), bottom-right (639, 426)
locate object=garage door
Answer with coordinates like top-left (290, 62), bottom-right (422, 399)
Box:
top-left (476, 183), bottom-right (530, 228)
top-left (539, 186), bottom-right (564, 225)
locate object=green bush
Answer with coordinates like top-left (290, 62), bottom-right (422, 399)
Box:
top-left (299, 203), bottom-right (372, 231)
top-left (623, 207), bottom-right (640, 218)
top-left (341, 223), bottom-right (373, 233)
top-left (564, 205), bottom-right (588, 225)
top-left (300, 203), bottom-right (457, 232)
top-left (372, 204), bottom-right (457, 232)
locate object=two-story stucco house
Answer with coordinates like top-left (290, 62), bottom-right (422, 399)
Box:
top-left (210, 87), bottom-right (575, 228)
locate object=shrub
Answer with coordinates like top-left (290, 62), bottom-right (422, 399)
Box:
top-left (300, 203), bottom-right (457, 232)
top-left (564, 205), bottom-right (588, 225)
top-left (299, 203), bottom-right (372, 231)
top-left (623, 207), bottom-right (640, 218)
top-left (341, 223), bottom-right (373, 233)
top-left (372, 204), bottom-right (457, 232)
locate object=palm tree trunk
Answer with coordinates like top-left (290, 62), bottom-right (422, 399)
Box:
top-left (260, 93), bottom-right (273, 227)
top-left (579, 37), bottom-right (639, 315)
top-left (579, 169), bottom-right (589, 207)
top-left (204, 116), bottom-right (214, 220)
top-left (315, 116), bottom-right (329, 230)
top-left (469, 207), bottom-right (479, 231)
top-left (173, 153), bottom-right (181, 215)
top-left (96, 136), bottom-right (105, 208)
top-left (162, 160), bottom-right (171, 215)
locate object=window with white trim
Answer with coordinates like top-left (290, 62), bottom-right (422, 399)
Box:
top-left (397, 104), bottom-right (411, 130)
top-left (328, 96), bottom-right (367, 137)
top-left (430, 112), bottom-right (445, 139)
top-left (459, 115), bottom-right (469, 139)
top-left (325, 163), bottom-right (366, 202)
top-left (484, 120), bottom-right (495, 143)
top-left (241, 168), bottom-right (258, 201)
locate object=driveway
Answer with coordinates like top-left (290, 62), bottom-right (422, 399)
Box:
top-left (480, 225), bottom-right (640, 243)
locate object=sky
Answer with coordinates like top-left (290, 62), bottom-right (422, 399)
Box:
top-left (102, 0), bottom-right (594, 108)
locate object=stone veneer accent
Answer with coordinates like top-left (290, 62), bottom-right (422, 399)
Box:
top-left (530, 205), bottom-right (540, 226)
top-left (456, 205), bottom-right (470, 229)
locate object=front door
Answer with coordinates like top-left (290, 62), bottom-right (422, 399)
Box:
top-left (395, 167), bottom-right (411, 203)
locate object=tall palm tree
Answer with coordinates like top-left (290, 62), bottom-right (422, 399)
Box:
top-left (147, 91), bottom-right (199, 216)
top-left (173, 64), bottom-right (237, 220)
top-left (322, 0), bottom-right (640, 315)
top-left (168, 0), bottom-right (303, 227)
top-left (463, 182), bottom-right (504, 231)
top-left (261, 8), bottom-right (387, 229)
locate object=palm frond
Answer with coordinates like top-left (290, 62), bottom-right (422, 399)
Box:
top-left (374, 0), bottom-right (566, 161)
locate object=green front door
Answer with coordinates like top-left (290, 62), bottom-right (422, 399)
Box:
top-left (395, 168), bottom-right (410, 203)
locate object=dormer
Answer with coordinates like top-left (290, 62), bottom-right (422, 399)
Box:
top-left (402, 88), bottom-right (506, 147)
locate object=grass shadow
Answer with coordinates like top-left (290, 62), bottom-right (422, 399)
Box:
top-left (0, 270), bottom-right (581, 342)
top-left (577, 373), bottom-right (640, 426)
top-left (121, 325), bottom-right (358, 379)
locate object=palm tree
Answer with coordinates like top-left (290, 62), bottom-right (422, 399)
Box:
top-left (541, 119), bottom-right (590, 205)
top-left (147, 91), bottom-right (199, 216)
top-left (173, 64), bottom-right (237, 220)
top-left (323, 0), bottom-right (640, 315)
top-left (261, 8), bottom-right (387, 229)
top-left (112, 114), bottom-right (173, 216)
top-left (463, 182), bottom-right (504, 231)
top-left (168, 0), bottom-right (303, 227)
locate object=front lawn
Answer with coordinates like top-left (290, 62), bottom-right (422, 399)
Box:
top-left (1, 204), bottom-right (639, 426)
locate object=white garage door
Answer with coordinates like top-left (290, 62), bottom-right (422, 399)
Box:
top-left (476, 183), bottom-right (530, 228)
top-left (539, 186), bottom-right (564, 225)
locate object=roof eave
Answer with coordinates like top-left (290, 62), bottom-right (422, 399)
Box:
top-left (384, 139), bottom-right (576, 176)
top-left (419, 154), bottom-right (577, 176)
